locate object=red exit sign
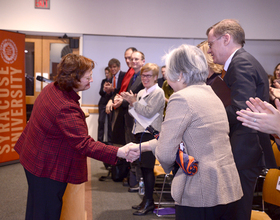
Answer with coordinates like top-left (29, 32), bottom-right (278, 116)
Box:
top-left (35, 0), bottom-right (50, 9)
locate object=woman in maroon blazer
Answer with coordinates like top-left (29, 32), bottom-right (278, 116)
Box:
top-left (14, 53), bottom-right (138, 220)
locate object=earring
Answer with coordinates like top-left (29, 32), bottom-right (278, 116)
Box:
top-left (177, 79), bottom-right (180, 82)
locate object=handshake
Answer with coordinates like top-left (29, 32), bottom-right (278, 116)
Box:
top-left (117, 126), bottom-right (157, 162)
top-left (117, 142), bottom-right (144, 163)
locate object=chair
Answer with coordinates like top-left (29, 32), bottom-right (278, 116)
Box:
top-left (272, 141), bottom-right (280, 167)
top-left (251, 169), bottom-right (280, 220)
top-left (153, 160), bottom-right (175, 217)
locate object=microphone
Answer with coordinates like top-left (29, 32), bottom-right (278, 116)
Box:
top-left (36, 76), bottom-right (53, 83)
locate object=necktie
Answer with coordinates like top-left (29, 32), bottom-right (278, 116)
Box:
top-left (221, 69), bottom-right (226, 79)
top-left (113, 76), bottom-right (116, 88)
top-left (132, 74), bottom-right (137, 84)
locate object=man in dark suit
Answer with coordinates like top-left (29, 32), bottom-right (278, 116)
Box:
top-left (103, 58), bottom-right (126, 145)
top-left (207, 19), bottom-right (276, 220)
top-left (105, 58), bottom-right (126, 97)
top-left (107, 48), bottom-right (137, 146)
top-left (113, 51), bottom-right (145, 143)
top-left (113, 51), bottom-right (145, 191)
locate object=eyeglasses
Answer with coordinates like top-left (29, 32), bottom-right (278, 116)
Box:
top-left (208, 35), bottom-right (225, 49)
top-left (85, 75), bottom-right (92, 81)
top-left (141, 74), bottom-right (153, 79)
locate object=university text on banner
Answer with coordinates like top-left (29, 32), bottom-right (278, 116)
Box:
top-left (0, 30), bottom-right (26, 164)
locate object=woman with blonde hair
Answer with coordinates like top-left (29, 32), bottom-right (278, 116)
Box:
top-left (121, 63), bottom-right (165, 216)
top-left (197, 40), bottom-right (224, 85)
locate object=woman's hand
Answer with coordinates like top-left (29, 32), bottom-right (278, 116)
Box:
top-left (236, 97), bottom-right (280, 137)
top-left (121, 90), bottom-right (136, 106)
top-left (117, 143), bottom-right (140, 162)
top-left (270, 87), bottom-right (280, 100)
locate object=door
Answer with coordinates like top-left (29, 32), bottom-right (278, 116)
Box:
top-left (25, 36), bottom-right (79, 120)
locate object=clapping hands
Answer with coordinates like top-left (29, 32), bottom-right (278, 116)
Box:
top-left (121, 90), bottom-right (137, 106)
top-left (103, 82), bottom-right (114, 94)
top-left (236, 97), bottom-right (280, 138)
top-left (269, 81), bottom-right (280, 101)
top-left (112, 94), bottom-right (123, 109)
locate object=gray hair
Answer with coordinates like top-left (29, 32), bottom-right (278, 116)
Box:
top-left (164, 44), bottom-right (208, 86)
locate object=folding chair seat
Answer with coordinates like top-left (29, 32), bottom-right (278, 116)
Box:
top-left (251, 169), bottom-right (280, 220)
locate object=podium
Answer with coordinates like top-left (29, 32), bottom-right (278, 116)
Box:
top-left (60, 183), bottom-right (86, 220)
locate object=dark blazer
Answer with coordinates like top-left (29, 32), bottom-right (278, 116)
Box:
top-left (98, 78), bottom-right (112, 106)
top-left (122, 72), bottom-right (144, 109)
top-left (110, 71), bottom-right (126, 145)
top-left (122, 72), bottom-right (144, 143)
top-left (157, 77), bottom-right (165, 88)
top-left (98, 72), bottom-right (126, 106)
top-left (112, 71), bottom-right (126, 97)
top-left (224, 48), bottom-right (276, 170)
top-left (109, 71), bottom-right (126, 103)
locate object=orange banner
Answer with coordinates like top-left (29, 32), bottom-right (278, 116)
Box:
top-left (0, 30), bottom-right (26, 164)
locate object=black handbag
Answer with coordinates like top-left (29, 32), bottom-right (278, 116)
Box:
top-left (111, 158), bottom-right (130, 182)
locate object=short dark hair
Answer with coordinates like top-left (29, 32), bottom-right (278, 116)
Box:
top-left (125, 47), bottom-right (137, 53)
top-left (108, 58), bottom-right (120, 67)
top-left (54, 54), bottom-right (94, 92)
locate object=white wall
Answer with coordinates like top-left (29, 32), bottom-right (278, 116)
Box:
top-left (1, 0), bottom-right (280, 141)
top-left (1, 0), bottom-right (280, 40)
top-left (82, 35), bottom-right (280, 105)
top-left (82, 35), bottom-right (199, 105)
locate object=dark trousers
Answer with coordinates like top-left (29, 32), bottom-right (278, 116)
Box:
top-left (235, 167), bottom-right (262, 220)
top-left (111, 107), bottom-right (126, 145)
top-left (24, 169), bottom-right (67, 220)
top-left (175, 200), bottom-right (239, 220)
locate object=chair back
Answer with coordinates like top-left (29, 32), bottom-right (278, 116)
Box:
top-left (272, 142), bottom-right (280, 167)
top-left (262, 168), bottom-right (280, 207)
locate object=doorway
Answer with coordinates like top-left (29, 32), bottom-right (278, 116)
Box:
top-left (24, 36), bottom-right (79, 120)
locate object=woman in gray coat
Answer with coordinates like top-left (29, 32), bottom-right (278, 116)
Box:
top-left (127, 44), bottom-right (243, 220)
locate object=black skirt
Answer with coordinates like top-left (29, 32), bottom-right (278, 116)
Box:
top-left (134, 132), bottom-right (156, 169)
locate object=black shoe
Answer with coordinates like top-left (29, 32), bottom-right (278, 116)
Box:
top-left (133, 199), bottom-right (155, 216)
top-left (132, 197), bottom-right (146, 210)
top-left (128, 184), bottom-right (139, 193)
top-left (122, 178), bottom-right (129, 187)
